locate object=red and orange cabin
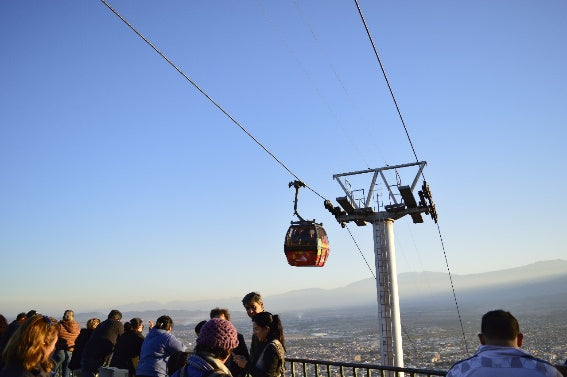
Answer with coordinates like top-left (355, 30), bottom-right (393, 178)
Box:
top-left (284, 222), bottom-right (329, 267)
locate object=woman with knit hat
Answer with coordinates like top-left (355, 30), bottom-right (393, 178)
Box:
top-left (172, 318), bottom-right (239, 377)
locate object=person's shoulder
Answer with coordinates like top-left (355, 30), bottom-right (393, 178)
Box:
top-left (445, 354), bottom-right (480, 377)
top-left (528, 356), bottom-right (564, 376)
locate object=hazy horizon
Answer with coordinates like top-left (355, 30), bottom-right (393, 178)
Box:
top-left (3, 259), bottom-right (565, 319)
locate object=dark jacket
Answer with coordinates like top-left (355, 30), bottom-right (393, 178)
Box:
top-left (110, 330), bottom-right (145, 377)
top-left (0, 364), bottom-right (51, 377)
top-left (225, 333), bottom-right (248, 377)
top-left (173, 352), bottom-right (231, 377)
top-left (69, 329), bottom-right (94, 370)
top-left (247, 340), bottom-right (285, 377)
top-left (0, 321), bottom-right (22, 368)
top-left (81, 319), bottom-right (124, 372)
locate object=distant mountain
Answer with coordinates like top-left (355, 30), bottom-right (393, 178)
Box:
top-left (79, 260), bottom-right (567, 321)
top-left (267, 259), bottom-right (567, 312)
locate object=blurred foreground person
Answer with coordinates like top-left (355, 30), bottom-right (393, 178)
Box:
top-left (0, 313), bottom-right (28, 369)
top-left (0, 315), bottom-right (59, 377)
top-left (172, 318), bottom-right (238, 377)
top-left (446, 309), bottom-right (562, 377)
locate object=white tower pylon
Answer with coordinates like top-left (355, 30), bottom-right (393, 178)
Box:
top-left (325, 161), bottom-right (437, 372)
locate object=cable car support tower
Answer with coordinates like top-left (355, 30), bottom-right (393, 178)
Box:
top-left (324, 161), bottom-right (437, 371)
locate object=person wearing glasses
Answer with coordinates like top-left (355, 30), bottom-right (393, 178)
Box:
top-left (110, 318), bottom-right (146, 377)
top-left (0, 315), bottom-right (59, 377)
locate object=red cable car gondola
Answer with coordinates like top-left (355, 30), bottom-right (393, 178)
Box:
top-left (284, 181), bottom-right (330, 267)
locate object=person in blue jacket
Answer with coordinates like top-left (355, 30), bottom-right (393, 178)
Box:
top-left (136, 315), bottom-right (186, 377)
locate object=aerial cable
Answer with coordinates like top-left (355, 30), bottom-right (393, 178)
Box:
top-left (100, 0), bottom-right (326, 201)
top-left (353, 0), bottom-right (470, 355)
top-left (436, 222), bottom-right (470, 355)
top-left (102, 0), bottom-right (377, 275)
top-left (352, 0), bottom-right (419, 163)
top-left (345, 224), bottom-right (375, 279)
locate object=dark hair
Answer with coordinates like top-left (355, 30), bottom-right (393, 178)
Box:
top-left (253, 311), bottom-right (285, 350)
top-left (0, 315), bottom-right (8, 333)
top-left (155, 315), bottom-right (173, 331)
top-left (16, 312), bottom-right (27, 321)
top-left (26, 310), bottom-right (38, 318)
top-left (242, 292), bottom-right (262, 306)
top-left (210, 308), bottom-right (230, 321)
top-left (129, 318), bottom-right (143, 330)
top-left (194, 320), bottom-right (207, 336)
top-left (166, 350), bottom-right (189, 376)
top-left (108, 310), bottom-right (122, 321)
top-left (481, 310), bottom-right (519, 341)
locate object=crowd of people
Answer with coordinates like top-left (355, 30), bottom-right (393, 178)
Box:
top-left (0, 296), bottom-right (564, 377)
top-left (0, 292), bottom-right (286, 377)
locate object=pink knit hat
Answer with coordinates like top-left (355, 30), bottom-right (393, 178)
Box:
top-left (196, 318), bottom-right (239, 350)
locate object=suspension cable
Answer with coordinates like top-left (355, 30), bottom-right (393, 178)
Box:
top-left (352, 0), bottom-right (419, 163)
top-left (100, 0), bottom-right (326, 201)
top-left (346, 225), bottom-right (375, 279)
top-left (352, 0), bottom-right (469, 355)
top-left (436, 221), bottom-right (469, 354)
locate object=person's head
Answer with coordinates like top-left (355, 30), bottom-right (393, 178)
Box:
top-left (195, 318), bottom-right (239, 362)
top-left (62, 310), bottom-right (74, 322)
top-left (0, 315), bottom-right (8, 334)
top-left (155, 315), bottom-right (173, 331)
top-left (3, 315), bottom-right (60, 372)
top-left (252, 312), bottom-right (285, 349)
top-left (129, 318), bottom-right (143, 332)
top-left (194, 320), bottom-right (207, 336)
top-left (108, 310), bottom-right (122, 321)
top-left (242, 292), bottom-right (264, 319)
top-left (26, 310), bottom-right (38, 319)
top-left (479, 309), bottom-right (523, 348)
top-left (210, 308), bottom-right (230, 321)
top-left (16, 312), bottom-right (27, 323)
top-left (166, 350), bottom-right (189, 376)
top-left (86, 318), bottom-right (101, 330)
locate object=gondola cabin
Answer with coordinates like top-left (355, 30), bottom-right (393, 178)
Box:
top-left (284, 222), bottom-right (329, 267)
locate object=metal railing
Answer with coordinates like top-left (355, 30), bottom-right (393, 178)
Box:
top-left (285, 357), bottom-right (446, 377)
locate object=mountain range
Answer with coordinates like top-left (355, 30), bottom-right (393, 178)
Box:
top-left (77, 259), bottom-right (567, 322)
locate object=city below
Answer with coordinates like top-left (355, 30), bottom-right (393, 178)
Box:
top-left (161, 304), bottom-right (566, 373)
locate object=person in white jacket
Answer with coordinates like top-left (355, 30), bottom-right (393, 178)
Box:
top-left (446, 309), bottom-right (562, 377)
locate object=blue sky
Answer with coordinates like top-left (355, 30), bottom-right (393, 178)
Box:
top-left (1, 1), bottom-right (566, 317)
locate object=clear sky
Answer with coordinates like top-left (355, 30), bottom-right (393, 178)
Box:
top-left (1, 1), bottom-right (565, 318)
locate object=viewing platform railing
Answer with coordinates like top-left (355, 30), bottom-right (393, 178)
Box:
top-left (285, 357), bottom-right (446, 377)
